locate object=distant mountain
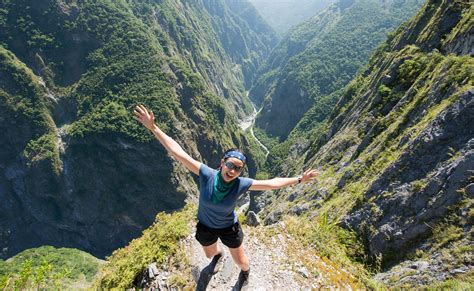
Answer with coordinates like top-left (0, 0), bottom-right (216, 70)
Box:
top-left (0, 0), bottom-right (275, 259)
top-left (248, 0), bottom-right (335, 35)
top-left (250, 0), bottom-right (425, 172)
top-left (255, 0), bottom-right (473, 287)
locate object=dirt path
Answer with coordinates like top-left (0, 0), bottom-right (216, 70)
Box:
top-left (184, 225), bottom-right (323, 290)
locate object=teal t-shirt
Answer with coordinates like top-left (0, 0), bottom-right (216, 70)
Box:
top-left (197, 164), bottom-right (254, 229)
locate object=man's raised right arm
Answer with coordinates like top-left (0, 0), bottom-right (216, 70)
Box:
top-left (134, 105), bottom-right (201, 175)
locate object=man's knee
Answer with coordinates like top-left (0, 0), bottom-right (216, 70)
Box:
top-left (202, 243), bottom-right (220, 259)
top-left (235, 254), bottom-right (248, 267)
top-left (240, 257), bottom-right (249, 266)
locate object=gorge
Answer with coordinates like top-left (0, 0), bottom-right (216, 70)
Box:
top-left (0, 0), bottom-right (472, 289)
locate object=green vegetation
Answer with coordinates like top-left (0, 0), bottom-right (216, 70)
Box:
top-left (0, 0), bottom-right (472, 289)
top-left (315, 50), bottom-right (473, 225)
top-left (0, 46), bottom-right (52, 130)
top-left (1, 0), bottom-right (271, 146)
top-left (0, 246), bottom-right (101, 290)
top-left (238, 212), bottom-right (248, 225)
top-left (23, 132), bottom-right (61, 175)
top-left (97, 205), bottom-right (195, 289)
top-left (442, 2), bottom-right (473, 45)
top-left (129, 0), bottom-right (274, 116)
top-left (0, 45), bottom-right (61, 175)
top-left (253, 126), bottom-right (280, 150)
top-left (0, 0), bottom-right (277, 284)
top-left (397, 53), bottom-right (429, 87)
top-left (253, 0), bottom-right (424, 172)
top-left (423, 273), bottom-right (474, 291)
top-left (411, 179), bottom-right (427, 192)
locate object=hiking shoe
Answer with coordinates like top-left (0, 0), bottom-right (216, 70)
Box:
top-left (195, 254), bottom-right (223, 291)
top-left (234, 269), bottom-right (249, 291)
top-left (210, 253), bottom-right (224, 274)
top-left (196, 266), bottom-right (213, 291)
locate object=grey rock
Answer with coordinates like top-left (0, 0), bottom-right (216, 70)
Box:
top-left (465, 183), bottom-right (474, 198)
top-left (451, 268), bottom-right (467, 274)
top-left (408, 261), bottom-right (429, 271)
top-left (264, 208), bottom-right (284, 225)
top-left (343, 89), bottom-right (474, 263)
top-left (148, 262), bottom-right (159, 278)
top-left (288, 204), bottom-right (310, 216)
top-left (337, 169), bottom-right (353, 188)
top-left (298, 266), bottom-right (310, 278)
top-left (249, 190), bottom-right (272, 213)
top-left (311, 187), bottom-right (329, 201)
top-left (287, 193), bottom-right (298, 202)
top-left (5, 165), bottom-right (23, 180)
top-left (246, 211), bottom-right (261, 227)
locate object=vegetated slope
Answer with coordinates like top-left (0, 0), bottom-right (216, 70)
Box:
top-left (250, 0), bottom-right (424, 172)
top-left (0, 0), bottom-right (273, 259)
top-left (0, 246), bottom-right (102, 290)
top-left (256, 0), bottom-right (473, 287)
top-left (128, 0), bottom-right (278, 115)
top-left (248, 0), bottom-right (335, 35)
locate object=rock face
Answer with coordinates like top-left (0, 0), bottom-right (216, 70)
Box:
top-left (215, 0), bottom-right (279, 88)
top-left (342, 91), bottom-right (473, 260)
top-left (0, 0), bottom-right (274, 259)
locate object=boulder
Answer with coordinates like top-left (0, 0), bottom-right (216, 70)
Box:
top-left (246, 211), bottom-right (260, 227)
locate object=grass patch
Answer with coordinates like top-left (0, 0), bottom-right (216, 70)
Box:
top-left (282, 215), bottom-right (379, 288)
top-left (422, 269), bottom-right (474, 290)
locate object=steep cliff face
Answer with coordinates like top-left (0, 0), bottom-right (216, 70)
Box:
top-left (205, 0), bottom-right (279, 89)
top-left (0, 0), bottom-right (271, 259)
top-left (128, 0), bottom-right (277, 118)
top-left (259, 0), bottom-right (472, 286)
top-left (251, 0), bottom-right (424, 143)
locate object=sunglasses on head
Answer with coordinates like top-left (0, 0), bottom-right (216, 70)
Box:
top-left (224, 161), bottom-right (244, 172)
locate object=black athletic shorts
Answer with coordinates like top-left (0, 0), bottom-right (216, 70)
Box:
top-left (195, 221), bottom-right (244, 249)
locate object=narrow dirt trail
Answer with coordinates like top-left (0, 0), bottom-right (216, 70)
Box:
top-left (184, 224), bottom-right (332, 290)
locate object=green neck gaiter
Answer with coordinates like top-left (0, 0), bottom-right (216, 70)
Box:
top-left (212, 171), bottom-right (236, 203)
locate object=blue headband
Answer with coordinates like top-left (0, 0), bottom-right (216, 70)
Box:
top-left (224, 150), bottom-right (246, 163)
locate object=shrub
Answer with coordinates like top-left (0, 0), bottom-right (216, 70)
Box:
top-left (97, 204), bottom-right (195, 289)
top-left (378, 84), bottom-right (392, 98)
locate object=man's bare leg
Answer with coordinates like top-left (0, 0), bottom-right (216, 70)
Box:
top-left (201, 241), bottom-right (221, 259)
top-left (228, 245), bottom-right (249, 271)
